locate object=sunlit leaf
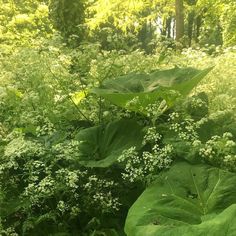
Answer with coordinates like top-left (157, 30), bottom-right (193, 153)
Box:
top-left (70, 90), bottom-right (87, 105)
top-left (92, 67), bottom-right (213, 115)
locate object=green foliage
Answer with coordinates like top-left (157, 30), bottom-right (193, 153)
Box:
top-left (0, 131), bottom-right (122, 235)
top-left (0, 0), bottom-right (52, 49)
top-left (196, 0), bottom-right (236, 46)
top-left (49, 0), bottom-right (86, 43)
top-left (0, 1), bottom-right (236, 234)
top-left (0, 42), bottom-right (235, 234)
top-left (125, 161), bottom-right (236, 236)
top-left (0, 40), bottom-right (235, 235)
top-left (222, 3), bottom-right (236, 46)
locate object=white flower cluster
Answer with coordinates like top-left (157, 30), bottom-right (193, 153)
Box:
top-left (0, 157), bottom-right (18, 175)
top-left (199, 132), bottom-right (236, 171)
top-left (52, 140), bottom-right (82, 160)
top-left (142, 127), bottom-right (162, 145)
top-left (54, 169), bottom-right (120, 214)
top-left (118, 147), bottom-right (138, 163)
top-left (70, 205), bottom-right (81, 217)
top-left (195, 117), bottom-right (209, 126)
top-left (4, 136), bottom-right (45, 159)
top-left (0, 226), bottom-right (18, 236)
top-left (223, 132), bottom-right (234, 139)
top-left (144, 101), bottom-right (166, 118)
top-left (118, 144), bottom-right (173, 183)
top-left (24, 176), bottom-right (55, 204)
top-left (187, 97), bottom-right (207, 109)
top-left (223, 154), bottom-right (236, 169)
top-left (83, 175), bottom-right (120, 212)
top-left (125, 96), bottom-right (141, 109)
top-left (192, 140), bottom-right (202, 148)
top-left (168, 112), bottom-right (199, 142)
top-left (36, 117), bottom-right (56, 136)
top-left (92, 191), bottom-right (120, 213)
top-left (55, 169), bottom-right (86, 191)
top-left (65, 171), bottom-right (79, 189)
top-left (4, 129), bottom-right (24, 142)
top-left (18, 112), bottom-right (42, 127)
top-left (168, 112), bottom-right (180, 121)
top-left (142, 144), bottom-right (173, 170)
top-left (24, 160), bottom-right (47, 182)
top-left (199, 144), bottom-right (215, 160)
top-left (57, 200), bottom-right (69, 214)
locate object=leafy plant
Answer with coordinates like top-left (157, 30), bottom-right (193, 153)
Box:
top-left (92, 67), bottom-right (213, 116)
top-left (0, 2), bottom-right (236, 234)
top-left (75, 119), bottom-right (144, 167)
top-left (125, 161), bottom-right (236, 236)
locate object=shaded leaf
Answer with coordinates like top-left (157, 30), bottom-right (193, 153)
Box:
top-left (75, 119), bottom-right (143, 167)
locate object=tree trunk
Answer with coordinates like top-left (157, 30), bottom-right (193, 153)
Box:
top-left (166, 17), bottom-right (172, 38)
top-left (175, 0), bottom-right (184, 41)
top-left (187, 11), bottom-right (195, 46)
top-left (195, 15), bottom-right (202, 42)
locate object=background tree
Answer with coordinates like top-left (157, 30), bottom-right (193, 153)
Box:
top-left (175, 0), bottom-right (184, 41)
top-left (0, 0), bottom-right (52, 49)
top-left (49, 0), bottom-right (86, 44)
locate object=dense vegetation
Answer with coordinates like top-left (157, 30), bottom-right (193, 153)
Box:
top-left (0, 0), bottom-right (236, 235)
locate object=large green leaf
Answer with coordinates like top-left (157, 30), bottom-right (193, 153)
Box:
top-left (75, 119), bottom-right (143, 168)
top-left (92, 67), bottom-right (213, 115)
top-left (125, 162), bottom-right (236, 236)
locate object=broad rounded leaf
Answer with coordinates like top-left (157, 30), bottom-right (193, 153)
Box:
top-left (92, 67), bottom-right (213, 114)
top-left (75, 119), bottom-right (143, 167)
top-left (125, 162), bottom-right (236, 236)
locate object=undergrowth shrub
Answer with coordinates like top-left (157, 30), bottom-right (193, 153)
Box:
top-left (0, 37), bottom-right (236, 235)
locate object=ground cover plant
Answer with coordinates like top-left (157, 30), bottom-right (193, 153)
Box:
top-left (0, 1), bottom-right (236, 236)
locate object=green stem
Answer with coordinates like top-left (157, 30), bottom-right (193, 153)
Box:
top-left (43, 59), bottom-right (90, 121)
